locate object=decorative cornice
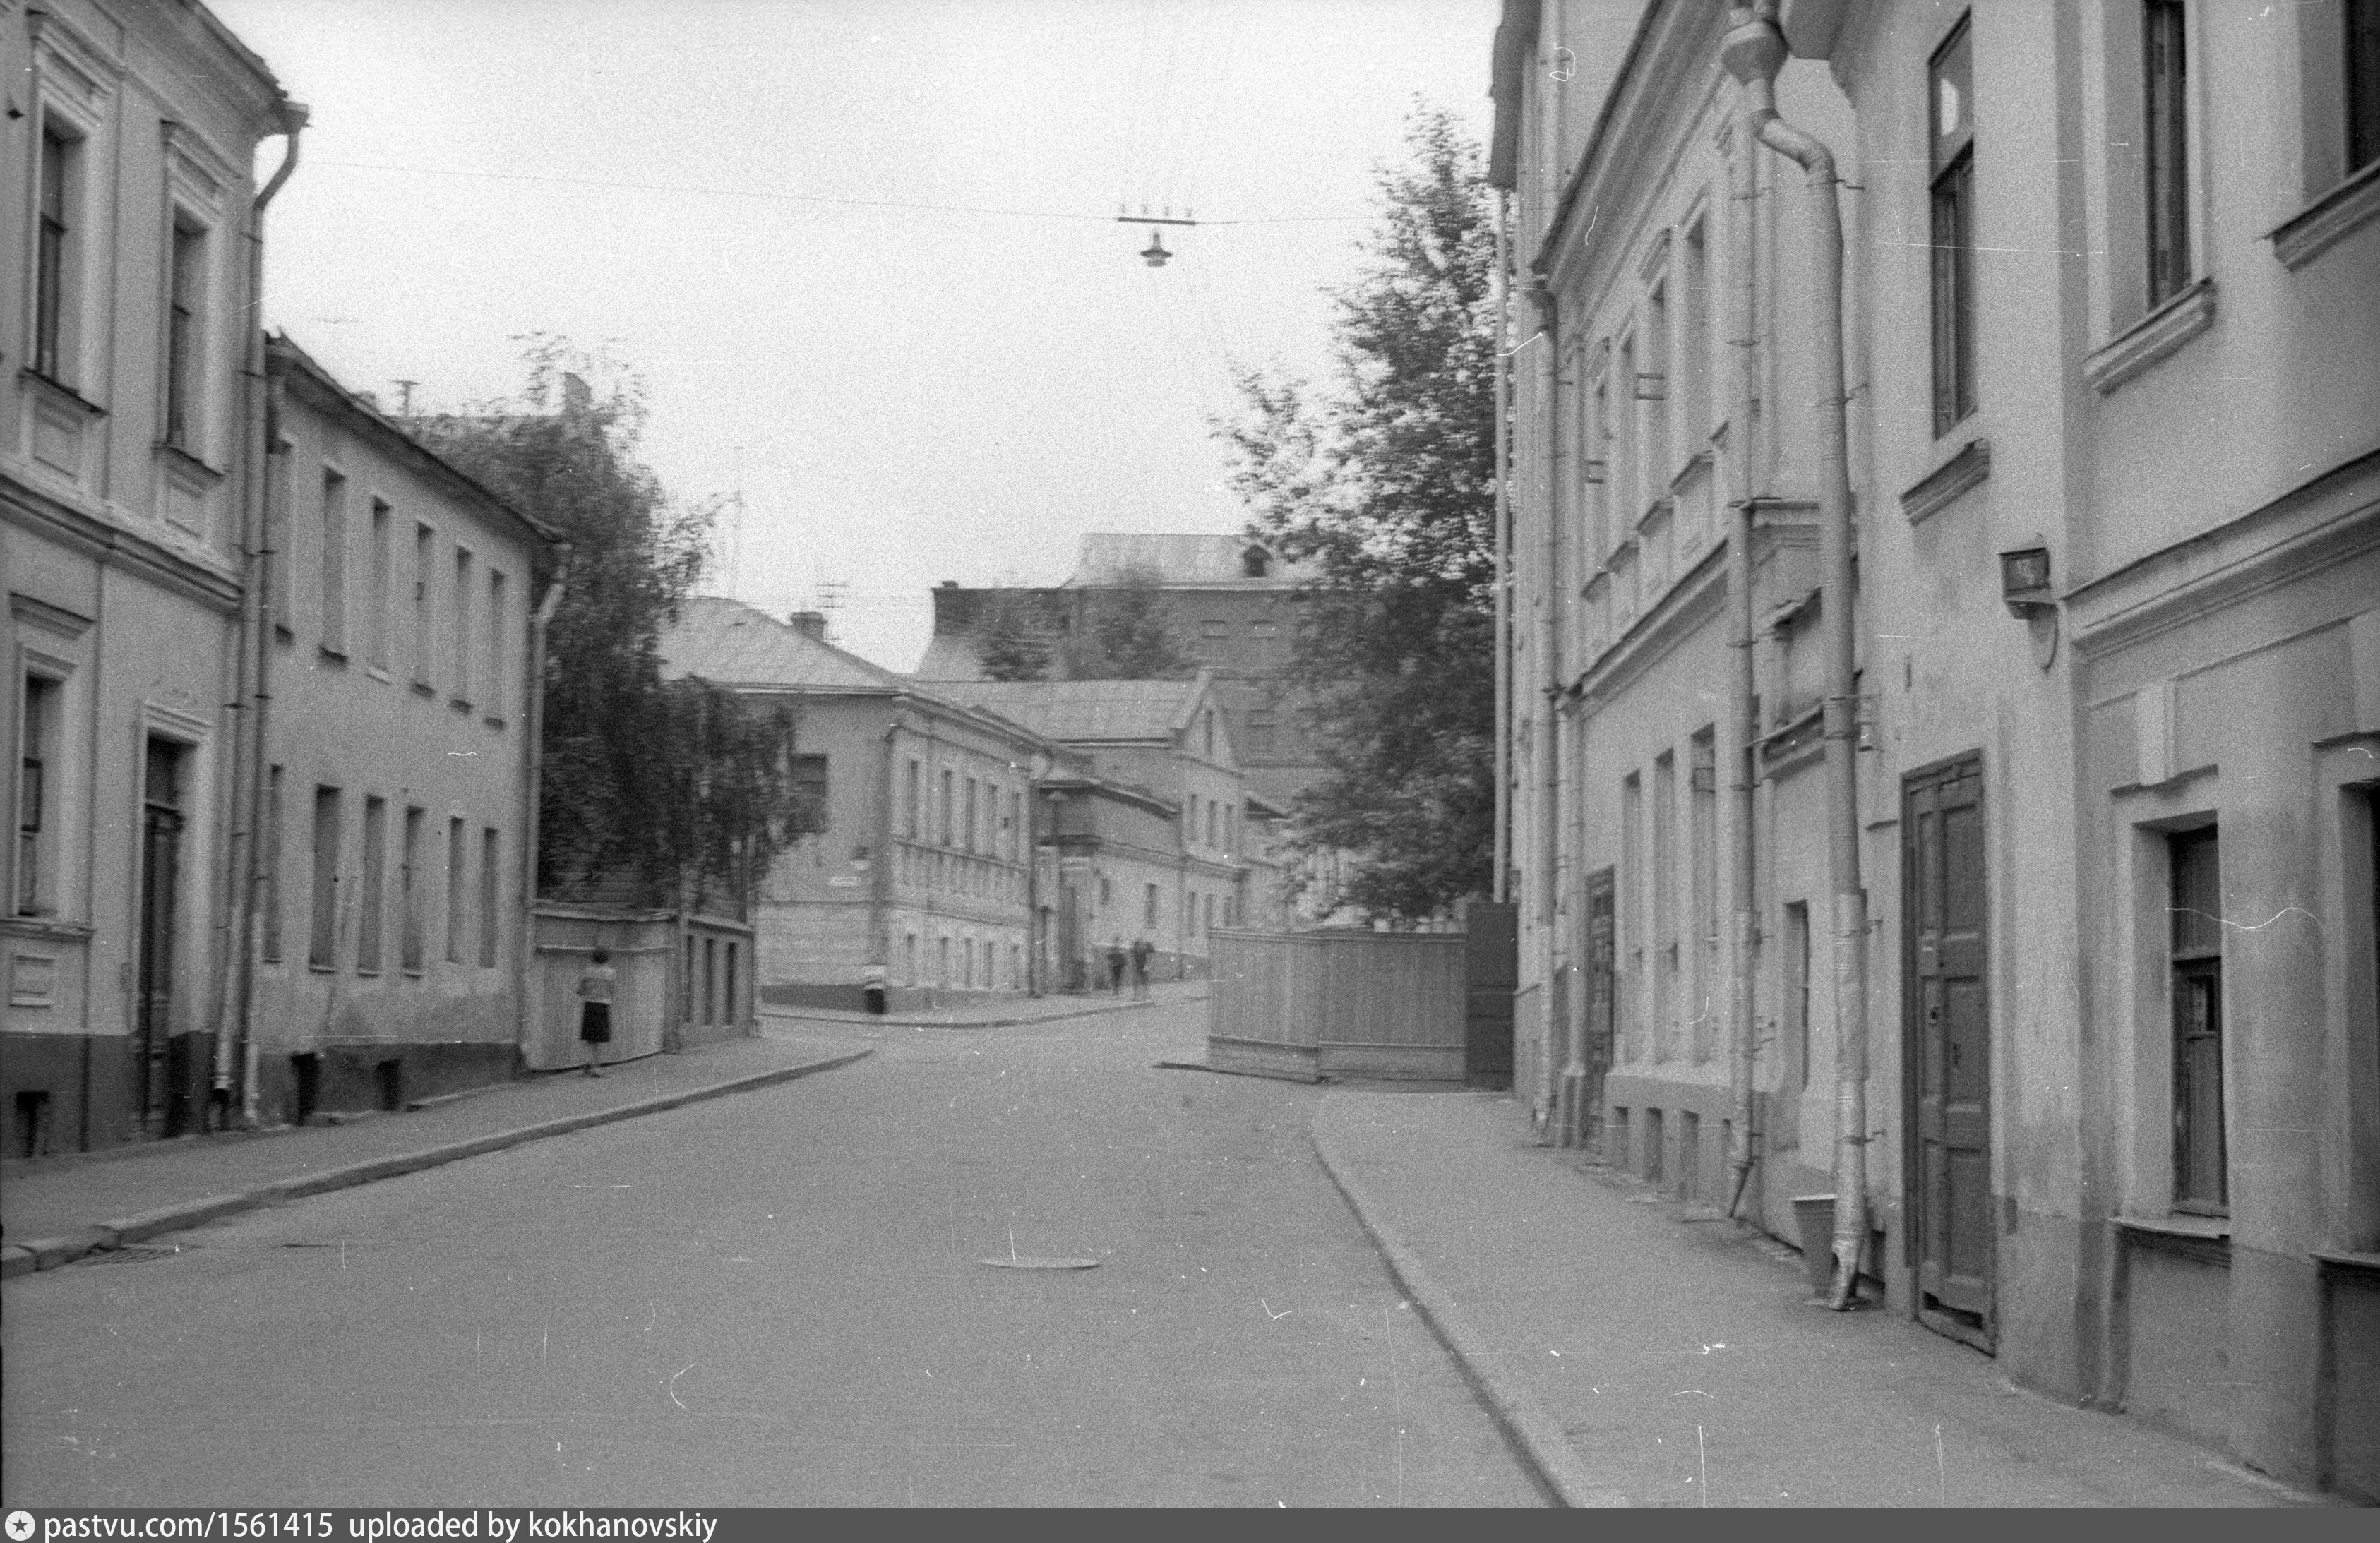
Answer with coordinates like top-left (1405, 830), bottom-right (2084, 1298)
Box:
top-left (2268, 159), bottom-right (2380, 272)
top-left (1576, 539), bottom-right (1728, 710)
top-left (1900, 438), bottom-right (1990, 524)
top-left (2082, 280), bottom-right (2216, 395)
top-left (11, 592), bottom-right (94, 640)
top-left (1, 471), bottom-right (241, 614)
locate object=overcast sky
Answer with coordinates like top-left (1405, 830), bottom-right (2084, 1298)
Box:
top-left (212, 0), bottom-right (1499, 671)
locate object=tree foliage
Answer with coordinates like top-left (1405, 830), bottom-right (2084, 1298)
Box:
top-left (975, 589), bottom-right (1056, 681)
top-left (411, 335), bottom-right (805, 911)
top-left (1071, 568), bottom-right (1196, 680)
top-left (1212, 107), bottom-right (1501, 923)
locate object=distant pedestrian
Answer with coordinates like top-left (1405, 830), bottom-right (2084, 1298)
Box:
top-left (578, 947), bottom-right (616, 1076)
top-left (1105, 939), bottom-right (1127, 995)
top-left (1129, 938), bottom-right (1152, 999)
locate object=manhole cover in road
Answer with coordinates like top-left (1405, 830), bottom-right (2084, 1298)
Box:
top-left (978, 1256), bottom-right (1099, 1271)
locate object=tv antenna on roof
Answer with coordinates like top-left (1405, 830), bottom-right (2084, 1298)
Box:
top-left (1120, 205), bottom-right (1198, 267)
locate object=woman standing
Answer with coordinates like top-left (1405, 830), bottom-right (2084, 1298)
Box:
top-left (578, 947), bottom-right (617, 1076)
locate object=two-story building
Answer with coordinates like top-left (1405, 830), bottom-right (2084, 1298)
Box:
top-left (1496, 0), bottom-right (2380, 1497)
top-left (244, 334), bottom-right (556, 1123)
top-left (658, 596), bottom-right (1063, 1012)
top-left (1, 0), bottom-right (300, 1151)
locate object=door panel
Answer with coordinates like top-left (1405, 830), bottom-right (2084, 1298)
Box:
top-left (1906, 757), bottom-right (1992, 1347)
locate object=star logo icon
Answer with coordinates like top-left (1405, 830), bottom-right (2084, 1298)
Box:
top-left (6, 1510), bottom-right (37, 1542)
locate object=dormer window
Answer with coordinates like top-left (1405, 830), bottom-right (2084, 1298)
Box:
top-left (1241, 546), bottom-right (1271, 578)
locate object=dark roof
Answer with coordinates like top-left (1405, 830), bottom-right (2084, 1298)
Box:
top-left (920, 677), bottom-right (1213, 745)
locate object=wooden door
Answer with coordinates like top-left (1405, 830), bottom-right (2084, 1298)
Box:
top-left (1462, 901), bottom-right (1516, 1087)
top-left (1583, 868), bottom-right (1615, 1154)
top-left (1905, 755), bottom-right (1992, 1349)
top-left (136, 739), bottom-right (186, 1137)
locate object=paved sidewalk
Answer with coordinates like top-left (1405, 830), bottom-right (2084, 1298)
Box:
top-left (762, 978), bottom-right (1207, 1029)
top-left (0, 1027), bottom-right (868, 1277)
top-left (1312, 1088), bottom-right (2333, 1508)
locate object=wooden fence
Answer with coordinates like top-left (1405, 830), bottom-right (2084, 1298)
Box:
top-left (1207, 927), bottom-right (1467, 1081)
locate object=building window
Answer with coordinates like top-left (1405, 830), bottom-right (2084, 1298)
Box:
top-left (479, 826), bottom-right (501, 968)
top-left (412, 523), bottom-right (436, 688)
top-left (263, 764), bottom-right (285, 961)
top-left (904, 932), bottom-right (918, 987)
top-left (964, 776), bottom-right (979, 853)
top-left (34, 126), bottom-right (78, 383)
top-left (2169, 826), bottom-right (2226, 1213)
top-left (791, 755), bottom-right (829, 835)
top-left (2354, 0), bottom-right (2380, 173)
top-left (1250, 619), bottom-right (1279, 639)
top-left (309, 787), bottom-right (342, 970)
top-left (1245, 710), bottom-right (1278, 760)
top-left (939, 769), bottom-right (954, 846)
top-left (452, 548), bottom-right (474, 706)
top-left (320, 470), bottom-right (349, 654)
top-left (1099, 874), bottom-right (1111, 906)
top-left (367, 500), bottom-right (393, 672)
top-left (1643, 279), bottom-right (1671, 493)
top-left (1145, 882), bottom-right (1160, 926)
top-left (1242, 546), bottom-right (1270, 577)
top-left (16, 676), bottom-right (58, 916)
top-left (1206, 802), bottom-right (1219, 848)
top-left (1620, 770), bottom-right (1643, 1062)
top-left (357, 796), bottom-right (387, 973)
top-left (1930, 16), bottom-right (1978, 436)
top-left (938, 935), bottom-right (950, 988)
top-left (400, 805), bottom-right (425, 972)
top-left (446, 815), bottom-right (467, 964)
top-left (1784, 899), bottom-right (1812, 1089)
top-left (1007, 790), bottom-right (1023, 861)
top-left (1680, 216), bottom-right (1711, 452)
top-left (1203, 710), bottom-right (1216, 760)
top-left (904, 758), bottom-right (922, 840)
top-left (485, 570), bottom-right (507, 717)
top-left (1690, 730), bottom-right (1718, 1063)
top-left (2143, 0), bottom-right (2191, 307)
top-left (1204, 894), bottom-right (1216, 935)
top-left (1654, 750), bottom-right (1678, 1062)
top-left (164, 221), bottom-right (205, 450)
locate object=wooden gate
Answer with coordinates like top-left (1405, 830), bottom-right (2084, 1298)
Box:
top-left (1462, 901), bottom-right (1516, 1088)
top-left (1208, 928), bottom-right (1467, 1081)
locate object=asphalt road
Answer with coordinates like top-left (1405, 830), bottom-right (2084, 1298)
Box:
top-left (1, 999), bottom-right (1539, 1507)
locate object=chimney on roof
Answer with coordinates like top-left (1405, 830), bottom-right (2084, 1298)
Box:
top-left (789, 611), bottom-right (829, 641)
top-left (561, 371), bottom-right (591, 419)
top-left (940, 580), bottom-right (959, 588)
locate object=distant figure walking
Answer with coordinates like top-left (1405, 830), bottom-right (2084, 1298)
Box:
top-left (1105, 939), bottom-right (1127, 995)
top-left (578, 947), bottom-right (616, 1076)
top-left (1129, 937), bottom-right (1152, 999)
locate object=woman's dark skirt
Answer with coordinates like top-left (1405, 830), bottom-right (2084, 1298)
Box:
top-left (579, 1001), bottom-right (613, 1044)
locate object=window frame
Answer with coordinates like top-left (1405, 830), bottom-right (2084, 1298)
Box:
top-left (2142, 0), bottom-right (2193, 308)
top-left (32, 121), bottom-right (81, 386)
top-left (2167, 824), bottom-right (2228, 1215)
top-left (1929, 14), bottom-right (1979, 438)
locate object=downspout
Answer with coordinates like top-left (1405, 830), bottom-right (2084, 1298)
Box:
top-left (1723, 54), bottom-right (1762, 1218)
top-left (875, 706), bottom-right (901, 999)
top-left (222, 102), bottom-right (308, 1127)
top-left (1493, 188), bottom-right (1513, 908)
top-left (1722, 2), bottom-right (1871, 1309)
top-left (515, 551), bottom-right (571, 1071)
top-left (1525, 278), bottom-right (1562, 1143)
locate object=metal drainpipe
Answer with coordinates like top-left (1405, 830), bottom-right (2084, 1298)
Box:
top-left (1493, 188), bottom-right (1512, 908)
top-left (221, 103), bottom-right (307, 1126)
top-left (1525, 279), bottom-right (1562, 1142)
top-left (1722, 2), bottom-right (1871, 1309)
top-left (1723, 58), bottom-right (1763, 1218)
top-left (514, 553), bottom-right (571, 1074)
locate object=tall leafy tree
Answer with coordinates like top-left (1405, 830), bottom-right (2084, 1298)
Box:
top-left (975, 588), bottom-right (1056, 681)
top-left (1071, 567), bottom-right (1195, 680)
top-left (1213, 107), bottom-right (1500, 923)
top-left (412, 336), bottom-right (802, 910)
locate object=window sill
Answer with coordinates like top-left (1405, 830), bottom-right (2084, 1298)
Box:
top-left (2314, 1249), bottom-right (2380, 1276)
top-left (155, 440), bottom-right (226, 486)
top-left (2268, 157), bottom-right (2380, 270)
top-left (365, 666), bottom-right (393, 685)
top-left (412, 681), bottom-right (436, 699)
top-left (450, 697), bottom-right (474, 714)
top-left (1900, 437), bottom-right (1990, 524)
top-left (2082, 280), bottom-right (2216, 395)
top-left (483, 714), bottom-right (507, 730)
top-left (318, 644), bottom-right (349, 666)
top-left (19, 368), bottom-right (107, 421)
top-left (2114, 1212), bottom-right (2230, 1241)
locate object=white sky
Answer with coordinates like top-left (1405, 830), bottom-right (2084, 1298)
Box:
top-left (211, 0), bottom-right (1500, 671)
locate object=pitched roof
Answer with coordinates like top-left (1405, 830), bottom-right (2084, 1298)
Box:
top-left (657, 597), bottom-right (907, 693)
top-left (921, 677), bottom-right (1212, 745)
top-left (1064, 533), bottom-right (1315, 588)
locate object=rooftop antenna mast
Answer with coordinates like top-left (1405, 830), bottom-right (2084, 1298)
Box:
top-left (727, 444), bottom-right (745, 599)
top-left (393, 379), bottom-right (419, 416)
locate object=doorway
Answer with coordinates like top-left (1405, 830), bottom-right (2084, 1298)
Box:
top-left (1582, 867), bottom-right (1616, 1154)
top-left (1903, 753), bottom-right (1992, 1350)
top-left (136, 737), bottom-right (188, 1137)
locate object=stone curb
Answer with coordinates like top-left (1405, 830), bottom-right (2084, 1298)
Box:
top-left (1311, 1122), bottom-right (1629, 1509)
top-left (2, 1047), bottom-right (873, 1279)
top-left (762, 997), bottom-right (1181, 1031)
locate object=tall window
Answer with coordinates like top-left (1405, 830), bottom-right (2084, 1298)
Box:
top-left (1930, 16), bottom-right (1978, 436)
top-left (263, 764), bottom-right (285, 962)
top-left (400, 806), bottom-right (425, 971)
top-left (2169, 826), bottom-right (2226, 1213)
top-left (164, 222), bottom-right (204, 449)
top-left (367, 500), bottom-right (393, 671)
top-left (16, 676), bottom-right (58, 915)
top-left (484, 570), bottom-right (507, 716)
top-left (451, 548), bottom-right (474, 704)
top-left (904, 758), bottom-right (921, 839)
top-left (412, 523), bottom-right (436, 688)
top-left (1643, 280), bottom-right (1671, 493)
top-left (1690, 730), bottom-right (1718, 1063)
top-left (1621, 770), bottom-right (1644, 1061)
top-left (309, 787), bottom-right (342, 970)
top-left (1615, 336), bottom-right (1639, 524)
top-left (1654, 750), bottom-right (1678, 1060)
top-left (1681, 217), bottom-right (1711, 451)
top-left (2143, 1), bottom-right (2191, 307)
top-left (320, 469), bottom-right (349, 652)
top-left (1245, 710), bottom-right (1278, 759)
top-left (479, 826), bottom-right (501, 968)
top-left (446, 817), bottom-right (467, 963)
top-left (35, 126), bottom-right (75, 382)
top-left (357, 796), bottom-right (387, 973)
top-left (2352, 0), bottom-right (2380, 172)
top-left (938, 769), bottom-right (954, 846)
top-left (1145, 882), bottom-right (1160, 926)
top-left (964, 776), bottom-right (979, 853)
top-left (791, 755), bottom-right (829, 835)
top-left (1784, 899), bottom-right (1812, 1089)
top-left (1007, 791), bottom-right (1023, 860)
